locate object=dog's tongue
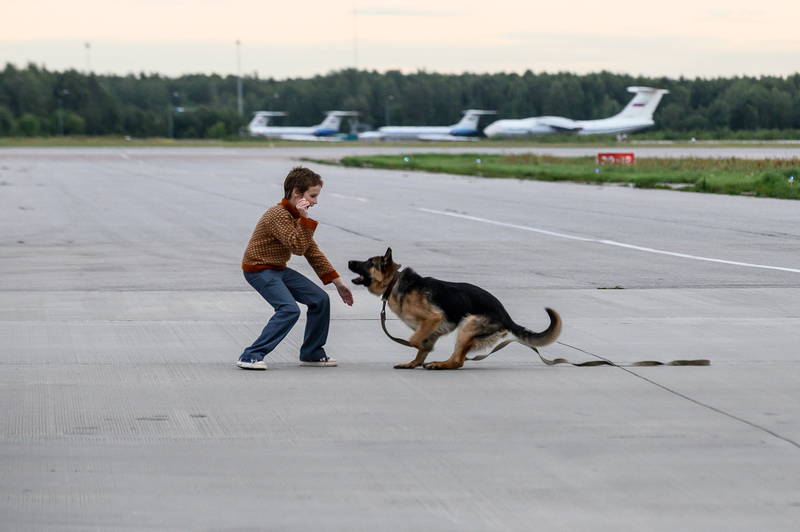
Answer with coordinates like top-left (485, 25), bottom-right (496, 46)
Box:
top-left (352, 275), bottom-right (364, 284)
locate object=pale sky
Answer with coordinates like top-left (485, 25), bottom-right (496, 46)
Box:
top-left (2, 0), bottom-right (799, 79)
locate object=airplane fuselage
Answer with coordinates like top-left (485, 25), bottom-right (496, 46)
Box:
top-left (574, 118), bottom-right (655, 135)
top-left (249, 126), bottom-right (338, 138)
top-left (376, 126), bottom-right (477, 140)
top-left (483, 87), bottom-right (668, 138)
top-left (361, 109), bottom-right (495, 141)
top-left (247, 110), bottom-right (358, 140)
top-left (484, 117), bottom-right (655, 137)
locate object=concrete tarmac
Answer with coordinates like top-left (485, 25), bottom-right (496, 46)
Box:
top-left (1, 147), bottom-right (799, 531)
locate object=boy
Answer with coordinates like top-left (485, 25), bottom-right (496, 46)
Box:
top-left (237, 167), bottom-right (353, 370)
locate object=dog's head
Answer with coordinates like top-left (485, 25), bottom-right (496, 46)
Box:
top-left (348, 247), bottom-right (401, 296)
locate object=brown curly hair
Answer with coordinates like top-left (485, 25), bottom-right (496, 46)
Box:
top-left (283, 166), bottom-right (323, 200)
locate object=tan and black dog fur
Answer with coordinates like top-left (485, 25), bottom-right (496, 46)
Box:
top-left (348, 248), bottom-right (561, 370)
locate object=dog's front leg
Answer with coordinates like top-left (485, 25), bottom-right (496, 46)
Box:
top-left (408, 314), bottom-right (442, 349)
top-left (393, 347), bottom-right (431, 369)
top-left (424, 315), bottom-right (482, 370)
top-left (395, 316), bottom-right (442, 369)
top-left (394, 334), bottom-right (440, 369)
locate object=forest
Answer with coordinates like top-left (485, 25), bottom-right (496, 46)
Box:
top-left (1, 63), bottom-right (799, 139)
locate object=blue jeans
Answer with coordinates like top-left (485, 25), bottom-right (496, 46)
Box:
top-left (241, 268), bottom-right (330, 362)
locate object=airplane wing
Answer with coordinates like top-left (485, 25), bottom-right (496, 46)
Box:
top-left (279, 134), bottom-right (342, 142)
top-left (358, 131), bottom-right (384, 141)
top-left (537, 116), bottom-right (583, 132)
top-left (416, 134), bottom-right (478, 142)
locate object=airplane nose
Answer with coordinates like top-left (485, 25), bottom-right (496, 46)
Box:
top-left (483, 122), bottom-right (499, 137)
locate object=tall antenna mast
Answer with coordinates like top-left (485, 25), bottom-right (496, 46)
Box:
top-left (236, 40), bottom-right (243, 116)
top-left (84, 42), bottom-right (92, 73)
top-left (352, 3), bottom-right (359, 70)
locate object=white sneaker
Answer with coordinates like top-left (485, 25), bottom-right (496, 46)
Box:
top-left (236, 357), bottom-right (268, 370)
top-left (299, 357), bottom-right (337, 367)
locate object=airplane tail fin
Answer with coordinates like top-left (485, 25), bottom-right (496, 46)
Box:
top-left (450, 109), bottom-right (496, 136)
top-left (248, 111), bottom-right (286, 130)
top-left (315, 111), bottom-right (359, 136)
top-left (613, 87), bottom-right (669, 120)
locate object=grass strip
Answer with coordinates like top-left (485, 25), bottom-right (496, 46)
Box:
top-left (337, 153), bottom-right (800, 200)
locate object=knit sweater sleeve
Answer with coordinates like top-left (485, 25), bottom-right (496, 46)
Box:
top-left (266, 207), bottom-right (318, 255)
top-left (304, 240), bottom-right (340, 285)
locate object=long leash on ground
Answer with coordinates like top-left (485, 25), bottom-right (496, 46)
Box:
top-left (380, 300), bottom-right (710, 367)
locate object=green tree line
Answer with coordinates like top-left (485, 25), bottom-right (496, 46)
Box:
top-left (1, 62), bottom-right (799, 138)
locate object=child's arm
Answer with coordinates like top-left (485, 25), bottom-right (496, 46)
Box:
top-left (304, 240), bottom-right (339, 285)
top-left (305, 242), bottom-right (352, 305)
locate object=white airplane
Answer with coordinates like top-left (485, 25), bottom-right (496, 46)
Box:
top-left (247, 110), bottom-right (358, 141)
top-left (359, 109), bottom-right (496, 141)
top-left (483, 87), bottom-right (669, 138)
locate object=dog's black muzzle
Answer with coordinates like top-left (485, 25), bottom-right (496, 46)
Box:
top-left (347, 260), bottom-right (372, 286)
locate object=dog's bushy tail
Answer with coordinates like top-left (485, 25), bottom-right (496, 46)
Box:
top-left (509, 308), bottom-right (561, 347)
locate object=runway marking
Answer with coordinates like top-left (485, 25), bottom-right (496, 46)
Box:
top-left (331, 192), bottom-right (369, 203)
top-left (417, 208), bottom-right (800, 274)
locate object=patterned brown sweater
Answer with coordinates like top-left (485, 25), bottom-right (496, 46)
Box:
top-left (242, 198), bottom-right (339, 284)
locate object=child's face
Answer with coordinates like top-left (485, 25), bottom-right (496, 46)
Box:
top-left (293, 185), bottom-right (322, 207)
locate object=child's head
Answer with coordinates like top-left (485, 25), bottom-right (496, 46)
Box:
top-left (283, 167), bottom-right (323, 200)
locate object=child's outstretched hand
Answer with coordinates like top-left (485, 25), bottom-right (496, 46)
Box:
top-left (333, 278), bottom-right (353, 306)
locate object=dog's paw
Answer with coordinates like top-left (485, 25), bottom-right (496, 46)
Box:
top-left (394, 362), bottom-right (420, 369)
top-left (423, 361), bottom-right (461, 370)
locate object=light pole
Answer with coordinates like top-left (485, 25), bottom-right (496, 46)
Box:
top-left (236, 40), bottom-right (243, 116)
top-left (352, 3), bottom-right (359, 69)
top-left (57, 89), bottom-right (69, 136)
top-left (384, 94), bottom-right (394, 126)
top-left (167, 91), bottom-right (179, 138)
top-left (84, 42), bottom-right (92, 73)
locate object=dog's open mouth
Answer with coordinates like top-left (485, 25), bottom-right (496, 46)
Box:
top-left (348, 260), bottom-right (372, 286)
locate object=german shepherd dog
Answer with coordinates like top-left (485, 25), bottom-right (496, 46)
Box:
top-left (348, 248), bottom-right (561, 370)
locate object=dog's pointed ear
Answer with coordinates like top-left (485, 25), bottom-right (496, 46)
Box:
top-left (383, 247), bottom-right (393, 265)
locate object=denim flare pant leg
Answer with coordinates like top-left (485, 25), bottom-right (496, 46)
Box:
top-left (242, 268), bottom-right (330, 362)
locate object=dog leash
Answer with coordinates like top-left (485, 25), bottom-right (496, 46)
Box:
top-left (380, 274), bottom-right (410, 344)
top-left (379, 299), bottom-right (710, 367)
top-left (380, 299), bottom-right (413, 347)
top-left (467, 339), bottom-right (710, 366)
